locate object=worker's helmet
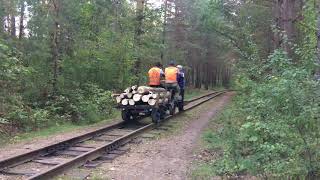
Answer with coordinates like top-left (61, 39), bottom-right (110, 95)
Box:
top-left (177, 65), bottom-right (183, 70)
top-left (169, 60), bottom-right (175, 66)
top-left (155, 62), bottom-right (162, 68)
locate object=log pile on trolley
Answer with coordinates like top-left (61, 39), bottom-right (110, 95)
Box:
top-left (115, 85), bottom-right (171, 106)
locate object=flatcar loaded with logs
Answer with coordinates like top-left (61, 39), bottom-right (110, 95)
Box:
top-left (114, 85), bottom-right (183, 124)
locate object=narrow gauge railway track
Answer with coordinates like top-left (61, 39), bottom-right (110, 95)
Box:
top-left (0, 91), bottom-right (226, 180)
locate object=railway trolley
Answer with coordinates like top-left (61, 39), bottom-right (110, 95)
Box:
top-left (117, 88), bottom-right (184, 124)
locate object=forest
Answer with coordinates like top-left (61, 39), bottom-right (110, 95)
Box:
top-left (0, 0), bottom-right (319, 178)
top-left (0, 0), bottom-right (231, 131)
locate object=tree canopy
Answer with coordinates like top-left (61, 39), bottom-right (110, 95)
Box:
top-left (0, 0), bottom-right (319, 178)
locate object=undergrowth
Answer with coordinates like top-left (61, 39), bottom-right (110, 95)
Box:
top-left (192, 49), bottom-right (320, 179)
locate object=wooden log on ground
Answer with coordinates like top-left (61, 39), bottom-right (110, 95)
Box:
top-left (132, 90), bottom-right (137, 94)
top-left (121, 99), bottom-right (129, 106)
top-left (148, 99), bottom-right (157, 106)
top-left (133, 94), bottom-right (142, 102)
top-left (129, 99), bottom-right (135, 106)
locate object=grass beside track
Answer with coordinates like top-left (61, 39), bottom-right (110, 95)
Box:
top-left (0, 111), bottom-right (120, 146)
top-left (189, 99), bottom-right (234, 179)
top-left (184, 89), bottom-right (212, 100)
top-left (0, 89), bottom-right (216, 146)
top-left (82, 94), bottom-right (226, 180)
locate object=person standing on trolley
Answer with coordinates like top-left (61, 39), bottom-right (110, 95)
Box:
top-left (164, 61), bottom-right (180, 98)
top-left (148, 62), bottom-right (165, 88)
top-left (177, 65), bottom-right (185, 102)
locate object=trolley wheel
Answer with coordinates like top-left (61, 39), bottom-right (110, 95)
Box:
top-left (159, 107), bottom-right (166, 119)
top-left (151, 109), bottom-right (161, 124)
top-left (178, 101), bottom-right (184, 112)
top-left (169, 102), bottom-right (176, 115)
top-left (121, 110), bottom-right (131, 122)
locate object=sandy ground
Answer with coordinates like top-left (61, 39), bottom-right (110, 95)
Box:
top-left (97, 92), bottom-right (234, 180)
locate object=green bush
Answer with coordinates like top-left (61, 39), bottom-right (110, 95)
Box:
top-left (46, 83), bottom-right (115, 124)
top-left (0, 40), bottom-right (115, 131)
top-left (208, 50), bottom-right (320, 178)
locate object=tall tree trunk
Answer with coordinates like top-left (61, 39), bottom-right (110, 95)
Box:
top-left (0, 0), bottom-right (4, 34)
top-left (191, 65), bottom-right (194, 87)
top-left (273, 0), bottom-right (282, 49)
top-left (10, 15), bottom-right (16, 37)
top-left (0, 16), bottom-right (4, 34)
top-left (51, 0), bottom-right (60, 96)
top-left (161, 0), bottom-right (168, 62)
top-left (204, 63), bottom-right (209, 90)
top-left (281, 0), bottom-right (296, 58)
top-left (134, 0), bottom-right (145, 83)
top-left (18, 0), bottom-right (25, 40)
top-left (316, 0), bottom-right (320, 78)
top-left (196, 64), bottom-right (201, 88)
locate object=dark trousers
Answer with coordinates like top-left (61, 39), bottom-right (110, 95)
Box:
top-left (165, 83), bottom-right (179, 100)
top-left (180, 88), bottom-right (184, 102)
top-left (150, 85), bottom-right (163, 88)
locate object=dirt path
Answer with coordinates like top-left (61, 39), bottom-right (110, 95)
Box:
top-left (98, 92), bottom-right (234, 180)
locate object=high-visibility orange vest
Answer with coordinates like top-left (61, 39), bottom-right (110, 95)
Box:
top-left (165, 66), bottom-right (178, 83)
top-left (148, 67), bottom-right (161, 86)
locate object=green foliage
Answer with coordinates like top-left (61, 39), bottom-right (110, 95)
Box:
top-left (45, 83), bottom-right (115, 124)
top-left (0, 0), bottom-right (166, 133)
top-left (206, 50), bottom-right (320, 178)
top-left (199, 1), bottom-right (320, 177)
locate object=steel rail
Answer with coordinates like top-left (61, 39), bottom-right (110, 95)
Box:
top-left (27, 91), bottom-right (226, 180)
top-left (184, 91), bottom-right (219, 105)
top-left (0, 90), bottom-right (226, 180)
top-left (0, 91), bottom-right (219, 170)
top-left (0, 122), bottom-right (125, 169)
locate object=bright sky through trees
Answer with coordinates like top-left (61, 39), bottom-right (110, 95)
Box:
top-left (148, 0), bottom-right (162, 8)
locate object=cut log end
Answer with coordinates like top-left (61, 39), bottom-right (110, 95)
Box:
top-left (133, 94), bottom-right (142, 102)
top-left (127, 93), bottom-right (133, 99)
top-left (142, 95), bottom-right (151, 102)
top-left (122, 99), bottom-right (129, 106)
top-left (129, 99), bottom-right (135, 106)
top-left (151, 93), bottom-right (159, 99)
top-left (148, 99), bottom-right (157, 106)
top-left (116, 96), bottom-right (122, 104)
top-left (124, 87), bottom-right (131, 94)
top-left (131, 85), bottom-right (138, 90)
top-left (119, 93), bottom-right (125, 99)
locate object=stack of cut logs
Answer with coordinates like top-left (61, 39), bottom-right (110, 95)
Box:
top-left (115, 85), bottom-right (170, 106)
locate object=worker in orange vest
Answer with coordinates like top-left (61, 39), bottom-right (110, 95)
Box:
top-left (148, 62), bottom-right (164, 87)
top-left (165, 61), bottom-right (180, 98)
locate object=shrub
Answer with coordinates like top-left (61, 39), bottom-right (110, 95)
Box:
top-left (209, 50), bottom-right (320, 178)
top-left (46, 83), bottom-right (115, 124)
